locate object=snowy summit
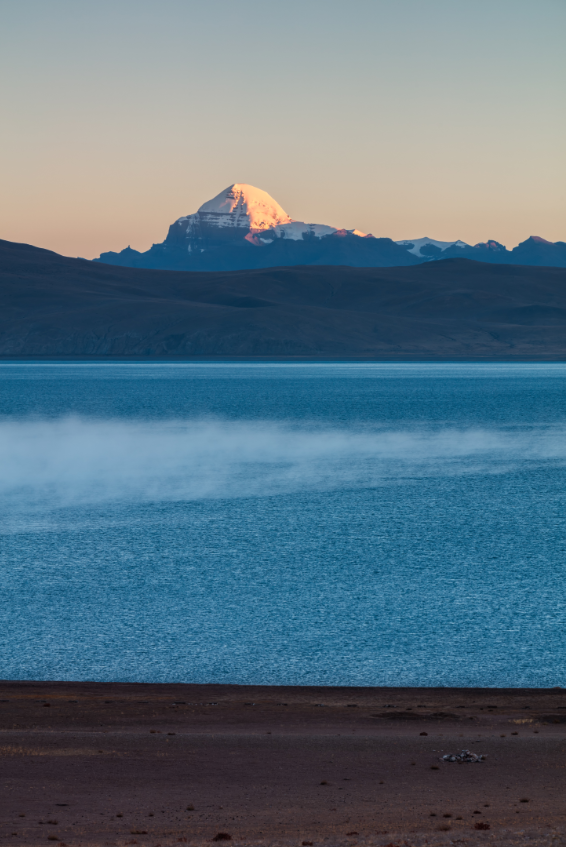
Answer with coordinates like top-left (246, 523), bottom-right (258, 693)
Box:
top-left (194, 184), bottom-right (292, 232)
top-left (396, 237), bottom-right (469, 257)
top-left (169, 183), bottom-right (367, 249)
top-left (93, 183), bottom-right (566, 271)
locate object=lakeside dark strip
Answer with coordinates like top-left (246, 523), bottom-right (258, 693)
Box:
top-left (0, 681), bottom-right (564, 846)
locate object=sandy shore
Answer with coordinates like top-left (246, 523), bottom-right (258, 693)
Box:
top-left (0, 682), bottom-right (564, 846)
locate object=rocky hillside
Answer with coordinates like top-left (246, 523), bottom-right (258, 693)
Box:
top-left (1, 238), bottom-right (564, 360)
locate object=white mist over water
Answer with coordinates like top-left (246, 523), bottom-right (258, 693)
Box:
top-left (0, 365), bottom-right (564, 688)
top-left (0, 416), bottom-right (563, 511)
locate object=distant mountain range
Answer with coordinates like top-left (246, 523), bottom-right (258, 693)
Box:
top-left (94, 184), bottom-right (566, 271)
top-left (1, 238), bottom-right (564, 360)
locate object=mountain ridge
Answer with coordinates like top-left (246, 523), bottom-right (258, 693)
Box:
top-left (1, 237), bottom-right (564, 361)
top-left (94, 183), bottom-right (566, 272)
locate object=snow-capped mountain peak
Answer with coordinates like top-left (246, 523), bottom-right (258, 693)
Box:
top-left (396, 237), bottom-right (469, 257)
top-left (168, 184), bottom-right (370, 250)
top-left (180, 184), bottom-right (292, 233)
top-left (95, 183), bottom-right (566, 271)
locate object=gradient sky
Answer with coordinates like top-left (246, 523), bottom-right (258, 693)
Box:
top-left (1, 0), bottom-right (565, 258)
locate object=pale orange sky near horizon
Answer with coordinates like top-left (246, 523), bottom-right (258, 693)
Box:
top-left (0, 0), bottom-right (565, 258)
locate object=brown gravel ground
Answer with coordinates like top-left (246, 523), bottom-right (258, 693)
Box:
top-left (0, 682), bottom-right (564, 847)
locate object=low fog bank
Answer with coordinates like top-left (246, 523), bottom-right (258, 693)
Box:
top-left (0, 417), bottom-right (564, 511)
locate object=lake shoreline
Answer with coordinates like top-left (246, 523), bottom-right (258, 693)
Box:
top-left (1, 680), bottom-right (564, 846)
top-left (0, 356), bottom-right (566, 362)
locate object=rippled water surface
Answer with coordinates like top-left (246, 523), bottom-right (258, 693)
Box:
top-left (0, 362), bottom-right (565, 686)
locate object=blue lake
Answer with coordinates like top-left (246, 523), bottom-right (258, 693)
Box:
top-left (0, 362), bottom-right (565, 687)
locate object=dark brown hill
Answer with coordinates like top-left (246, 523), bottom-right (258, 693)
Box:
top-left (0, 238), bottom-right (564, 359)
